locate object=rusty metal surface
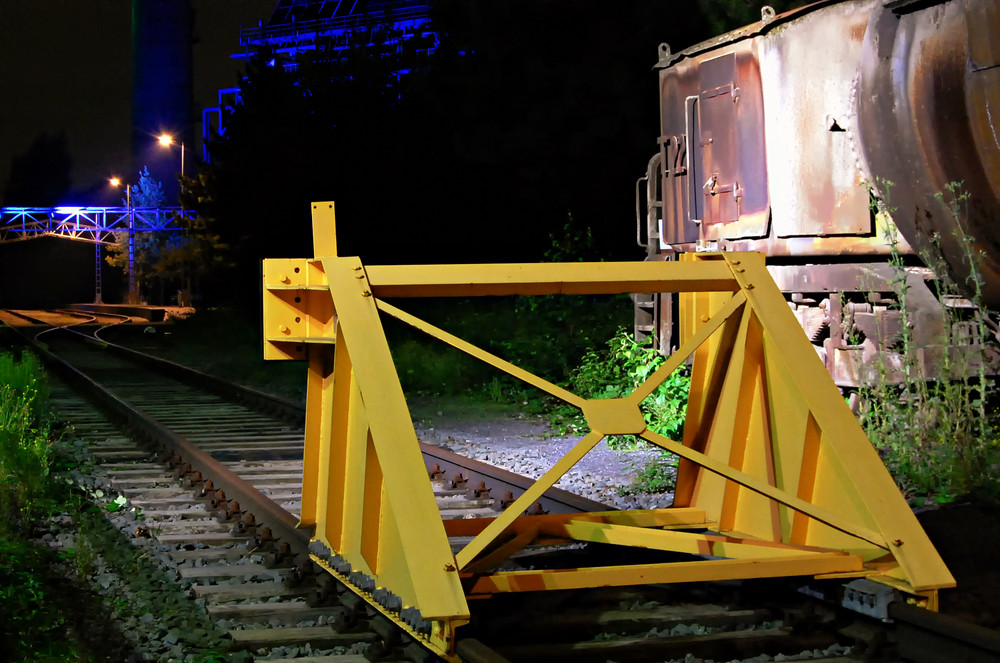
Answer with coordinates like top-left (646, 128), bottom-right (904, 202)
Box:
top-left (656, 1), bottom-right (845, 70)
top-left (654, 0), bottom-right (1000, 286)
top-left (658, 38), bottom-right (769, 245)
top-left (657, 1), bottom-right (882, 250)
top-left (758, 1), bottom-right (874, 238)
top-left (858, 0), bottom-right (1000, 308)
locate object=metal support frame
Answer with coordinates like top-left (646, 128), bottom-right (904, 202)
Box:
top-left (94, 242), bottom-right (103, 304)
top-left (263, 202), bottom-right (954, 659)
top-left (1, 205), bottom-right (191, 305)
top-left (0, 206), bottom-right (189, 244)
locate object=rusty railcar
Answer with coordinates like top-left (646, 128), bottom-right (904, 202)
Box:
top-left (635, 0), bottom-right (1000, 385)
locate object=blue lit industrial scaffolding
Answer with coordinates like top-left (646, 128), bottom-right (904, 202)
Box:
top-left (203, 0), bottom-right (437, 157)
top-left (0, 206), bottom-right (192, 304)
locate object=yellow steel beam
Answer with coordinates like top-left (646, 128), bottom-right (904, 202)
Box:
top-left (298, 345), bottom-right (334, 529)
top-left (441, 507), bottom-right (710, 538)
top-left (729, 254), bottom-right (954, 590)
top-left (673, 253), bottom-right (954, 591)
top-left (640, 428), bottom-right (887, 548)
top-left (320, 257), bottom-right (469, 625)
top-left (455, 431), bottom-right (605, 570)
top-left (466, 553), bottom-right (867, 595)
top-left (539, 520), bottom-right (846, 559)
top-left (311, 201), bottom-right (337, 257)
top-left (363, 261), bottom-right (740, 297)
top-left (628, 290), bottom-right (746, 404)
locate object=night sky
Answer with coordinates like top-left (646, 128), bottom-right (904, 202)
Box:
top-left (0, 0), bottom-right (276, 205)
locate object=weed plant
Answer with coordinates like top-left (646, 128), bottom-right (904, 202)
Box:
top-left (858, 182), bottom-right (1000, 504)
top-left (0, 351), bottom-right (53, 536)
top-left (0, 350), bottom-right (90, 660)
top-left (0, 537), bottom-right (83, 661)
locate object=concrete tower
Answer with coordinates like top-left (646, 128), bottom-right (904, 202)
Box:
top-left (132, 0), bottom-right (194, 204)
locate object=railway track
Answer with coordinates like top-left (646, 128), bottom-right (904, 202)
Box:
top-left (4, 312), bottom-right (999, 662)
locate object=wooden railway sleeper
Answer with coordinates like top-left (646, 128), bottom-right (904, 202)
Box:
top-left (308, 574), bottom-right (343, 608)
top-left (366, 614), bottom-right (404, 661)
top-left (401, 640), bottom-right (440, 663)
top-left (330, 593), bottom-right (372, 631)
top-left (292, 552), bottom-right (320, 586)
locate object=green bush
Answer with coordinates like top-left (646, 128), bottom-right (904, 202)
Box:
top-left (551, 328), bottom-right (690, 451)
top-left (0, 351), bottom-right (54, 536)
top-left (0, 537), bottom-right (80, 662)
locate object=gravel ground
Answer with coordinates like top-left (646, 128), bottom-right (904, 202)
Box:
top-left (414, 406), bottom-right (676, 510)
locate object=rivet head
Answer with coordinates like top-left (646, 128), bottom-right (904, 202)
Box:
top-left (278, 325), bottom-right (289, 334)
top-left (893, 539), bottom-right (903, 547)
top-left (280, 274), bottom-right (291, 284)
top-left (444, 563), bottom-right (456, 572)
top-left (700, 314), bottom-right (710, 322)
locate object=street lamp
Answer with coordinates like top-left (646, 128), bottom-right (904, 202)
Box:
top-left (157, 132), bottom-right (193, 306)
top-left (157, 133), bottom-right (184, 177)
top-left (109, 177), bottom-right (138, 305)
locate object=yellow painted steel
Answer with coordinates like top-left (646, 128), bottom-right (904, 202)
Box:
top-left (262, 202), bottom-right (954, 658)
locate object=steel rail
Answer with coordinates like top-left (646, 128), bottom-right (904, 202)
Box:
top-left (13, 322), bottom-right (611, 559)
top-left (90, 326), bottom-right (612, 516)
top-left (11, 325), bottom-right (311, 555)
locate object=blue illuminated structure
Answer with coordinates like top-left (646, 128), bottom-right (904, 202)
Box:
top-left (203, 0), bottom-right (436, 156)
top-left (1, 206), bottom-right (191, 304)
top-left (0, 207), bottom-right (189, 244)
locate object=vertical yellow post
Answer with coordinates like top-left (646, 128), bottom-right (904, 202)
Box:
top-left (312, 202), bottom-right (337, 258)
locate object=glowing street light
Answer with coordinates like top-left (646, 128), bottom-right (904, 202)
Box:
top-left (109, 176), bottom-right (138, 305)
top-left (157, 132), bottom-right (185, 177)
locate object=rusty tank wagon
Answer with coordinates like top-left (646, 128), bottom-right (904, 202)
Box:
top-left (635, 0), bottom-right (1000, 386)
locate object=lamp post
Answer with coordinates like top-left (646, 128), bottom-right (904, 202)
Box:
top-left (157, 133), bottom-right (184, 177)
top-left (157, 132), bottom-right (192, 306)
top-left (109, 177), bottom-right (138, 305)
